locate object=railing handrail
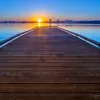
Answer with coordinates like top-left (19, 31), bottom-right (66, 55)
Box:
top-left (58, 27), bottom-right (100, 48)
top-left (0, 27), bottom-right (37, 46)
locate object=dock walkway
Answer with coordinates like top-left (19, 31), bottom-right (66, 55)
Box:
top-left (0, 26), bottom-right (100, 100)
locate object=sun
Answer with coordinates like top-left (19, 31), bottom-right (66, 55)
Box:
top-left (37, 19), bottom-right (42, 23)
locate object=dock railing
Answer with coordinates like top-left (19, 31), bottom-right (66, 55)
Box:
top-left (0, 27), bottom-right (37, 48)
top-left (58, 26), bottom-right (100, 49)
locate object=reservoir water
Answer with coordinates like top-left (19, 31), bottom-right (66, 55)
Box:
top-left (0, 23), bottom-right (100, 43)
top-left (0, 23), bottom-right (36, 42)
top-left (60, 24), bottom-right (100, 43)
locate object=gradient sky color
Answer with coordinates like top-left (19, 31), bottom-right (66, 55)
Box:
top-left (0, 0), bottom-right (100, 21)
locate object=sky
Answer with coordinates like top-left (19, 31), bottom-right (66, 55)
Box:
top-left (0, 0), bottom-right (100, 21)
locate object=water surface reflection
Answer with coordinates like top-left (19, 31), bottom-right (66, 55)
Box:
top-left (60, 25), bottom-right (100, 42)
top-left (0, 23), bottom-right (36, 42)
top-left (0, 23), bottom-right (100, 43)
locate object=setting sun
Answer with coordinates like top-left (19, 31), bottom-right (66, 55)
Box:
top-left (37, 19), bottom-right (42, 23)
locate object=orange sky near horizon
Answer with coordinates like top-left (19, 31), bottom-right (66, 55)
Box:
top-left (27, 12), bottom-right (51, 22)
top-left (1, 11), bottom-right (67, 22)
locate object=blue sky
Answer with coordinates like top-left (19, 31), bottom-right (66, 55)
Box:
top-left (0, 0), bottom-right (100, 21)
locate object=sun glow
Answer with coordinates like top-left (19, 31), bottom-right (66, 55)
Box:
top-left (37, 19), bottom-right (42, 23)
top-left (38, 23), bottom-right (41, 27)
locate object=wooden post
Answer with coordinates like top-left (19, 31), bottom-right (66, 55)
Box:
top-left (49, 19), bottom-right (51, 26)
top-left (57, 20), bottom-right (59, 26)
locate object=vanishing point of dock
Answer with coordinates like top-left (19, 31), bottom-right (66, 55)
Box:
top-left (0, 26), bottom-right (100, 100)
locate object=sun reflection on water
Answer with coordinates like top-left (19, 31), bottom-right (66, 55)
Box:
top-left (38, 23), bottom-right (41, 27)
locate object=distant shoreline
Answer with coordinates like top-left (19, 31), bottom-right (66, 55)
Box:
top-left (0, 21), bottom-right (100, 24)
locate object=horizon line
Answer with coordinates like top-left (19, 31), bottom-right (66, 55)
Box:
top-left (0, 20), bottom-right (100, 22)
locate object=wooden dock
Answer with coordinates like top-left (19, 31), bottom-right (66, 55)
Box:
top-left (0, 26), bottom-right (100, 100)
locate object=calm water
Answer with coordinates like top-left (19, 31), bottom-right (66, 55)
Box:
top-left (0, 23), bottom-right (100, 43)
top-left (60, 24), bottom-right (100, 43)
top-left (0, 23), bottom-right (36, 42)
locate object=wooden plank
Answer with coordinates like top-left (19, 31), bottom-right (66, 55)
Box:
top-left (0, 83), bottom-right (100, 93)
top-left (0, 93), bottom-right (99, 100)
top-left (0, 70), bottom-right (100, 76)
top-left (59, 27), bottom-right (100, 47)
top-left (0, 27), bottom-right (99, 56)
top-left (0, 26), bottom-right (100, 99)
